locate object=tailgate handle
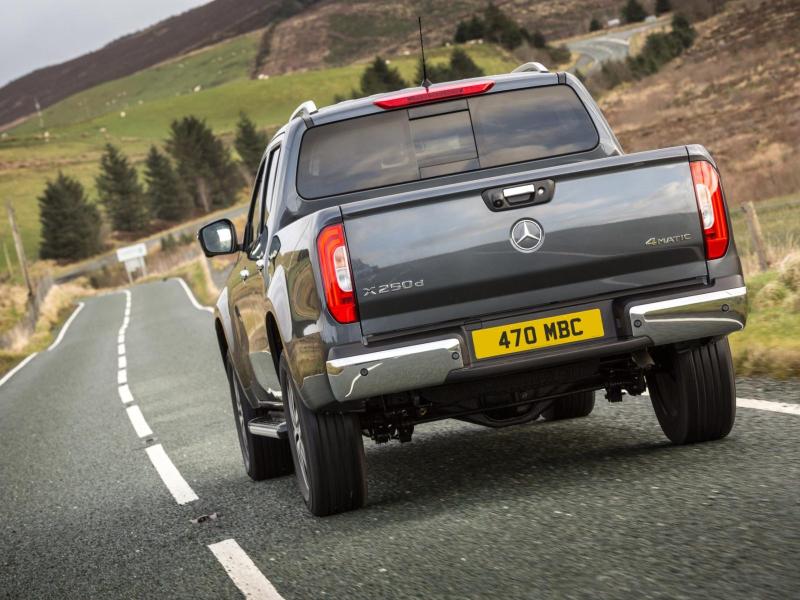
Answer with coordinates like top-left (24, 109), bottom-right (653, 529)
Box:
top-left (482, 179), bottom-right (555, 211)
top-left (503, 183), bottom-right (536, 199)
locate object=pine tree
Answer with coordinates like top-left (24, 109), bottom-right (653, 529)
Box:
top-left (590, 18), bottom-right (602, 31)
top-left (359, 57), bottom-right (407, 96)
top-left (655, 0), bottom-right (672, 16)
top-left (621, 0), bottom-right (648, 23)
top-left (165, 116), bottom-right (243, 212)
top-left (530, 30), bottom-right (547, 49)
top-left (235, 112), bottom-right (268, 174)
top-left (448, 48), bottom-right (484, 79)
top-left (483, 3), bottom-right (524, 50)
top-left (144, 146), bottom-right (191, 221)
top-left (671, 14), bottom-right (696, 49)
top-left (39, 173), bottom-right (102, 260)
top-left (96, 144), bottom-right (150, 233)
top-left (454, 21), bottom-right (470, 43)
top-left (414, 58), bottom-right (451, 85)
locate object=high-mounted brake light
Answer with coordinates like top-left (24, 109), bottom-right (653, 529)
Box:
top-left (373, 81), bottom-right (495, 109)
top-left (690, 160), bottom-right (729, 260)
top-left (317, 224), bottom-right (358, 323)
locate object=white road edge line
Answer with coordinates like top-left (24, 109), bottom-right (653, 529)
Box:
top-left (47, 302), bottom-right (85, 351)
top-left (0, 352), bottom-right (39, 388)
top-left (145, 444), bottom-right (199, 505)
top-left (638, 390), bottom-right (800, 415)
top-left (118, 384), bottom-right (134, 404)
top-left (174, 277), bottom-right (214, 313)
top-left (118, 356), bottom-right (127, 369)
top-left (208, 539), bottom-right (284, 600)
top-left (118, 344), bottom-right (125, 356)
top-left (126, 405), bottom-right (153, 438)
top-left (117, 369), bottom-right (127, 385)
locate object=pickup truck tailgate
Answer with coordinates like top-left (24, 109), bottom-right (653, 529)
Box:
top-left (342, 156), bottom-right (707, 337)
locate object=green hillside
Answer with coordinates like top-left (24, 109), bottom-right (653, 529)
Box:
top-left (0, 42), bottom-right (516, 265)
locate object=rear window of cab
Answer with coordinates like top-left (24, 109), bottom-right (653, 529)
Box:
top-left (297, 85), bottom-right (599, 199)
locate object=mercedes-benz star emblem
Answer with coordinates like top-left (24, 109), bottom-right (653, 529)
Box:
top-left (510, 219), bottom-right (545, 253)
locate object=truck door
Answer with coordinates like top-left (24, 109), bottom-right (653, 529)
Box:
top-left (231, 143), bottom-right (282, 403)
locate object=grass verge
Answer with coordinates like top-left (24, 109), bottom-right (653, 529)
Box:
top-left (730, 255), bottom-right (800, 379)
top-left (140, 256), bottom-right (218, 307)
top-left (0, 281), bottom-right (92, 377)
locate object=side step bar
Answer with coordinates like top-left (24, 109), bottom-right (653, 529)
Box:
top-left (248, 417), bottom-right (288, 440)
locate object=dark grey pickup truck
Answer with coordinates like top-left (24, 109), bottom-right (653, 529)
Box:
top-left (198, 63), bottom-right (747, 516)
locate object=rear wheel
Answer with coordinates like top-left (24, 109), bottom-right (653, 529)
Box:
top-left (541, 391), bottom-right (595, 421)
top-left (646, 338), bottom-right (736, 444)
top-left (280, 356), bottom-right (367, 516)
top-left (226, 354), bottom-right (293, 480)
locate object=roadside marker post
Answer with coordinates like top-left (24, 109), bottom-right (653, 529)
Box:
top-left (116, 243), bottom-right (148, 284)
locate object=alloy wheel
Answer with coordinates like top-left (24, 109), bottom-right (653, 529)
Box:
top-left (286, 382), bottom-right (309, 490)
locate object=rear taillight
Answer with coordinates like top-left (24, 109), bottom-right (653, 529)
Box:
top-left (317, 224), bottom-right (358, 323)
top-left (373, 81), bottom-right (494, 109)
top-left (690, 160), bottom-right (729, 260)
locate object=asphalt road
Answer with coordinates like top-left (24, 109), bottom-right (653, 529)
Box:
top-left (566, 21), bottom-right (665, 75)
top-left (2, 280), bottom-right (799, 599)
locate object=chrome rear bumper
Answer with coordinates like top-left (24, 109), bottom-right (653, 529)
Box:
top-left (326, 339), bottom-right (463, 402)
top-left (628, 286), bottom-right (747, 346)
top-left (324, 285), bottom-right (748, 403)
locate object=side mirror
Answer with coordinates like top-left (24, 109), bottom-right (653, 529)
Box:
top-left (198, 219), bottom-right (238, 257)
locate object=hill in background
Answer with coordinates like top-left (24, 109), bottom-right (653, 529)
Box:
top-left (0, 0), bottom-right (620, 130)
top-left (0, 0), bottom-right (320, 129)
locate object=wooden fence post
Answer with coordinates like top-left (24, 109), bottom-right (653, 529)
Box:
top-left (6, 202), bottom-right (35, 300)
top-left (741, 202), bottom-right (770, 272)
top-left (3, 241), bottom-right (13, 277)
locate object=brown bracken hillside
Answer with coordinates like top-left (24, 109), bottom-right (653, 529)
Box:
top-left (601, 0), bottom-right (800, 205)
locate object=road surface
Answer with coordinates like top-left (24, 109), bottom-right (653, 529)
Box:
top-left (566, 21), bottom-right (666, 75)
top-left (1, 281), bottom-right (799, 599)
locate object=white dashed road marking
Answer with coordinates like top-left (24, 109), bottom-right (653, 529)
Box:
top-left (118, 384), bottom-right (134, 405)
top-left (145, 444), bottom-right (199, 505)
top-left (126, 405), bottom-right (153, 438)
top-left (208, 539), bottom-right (284, 600)
top-left (48, 302), bottom-right (85, 351)
top-left (116, 287), bottom-right (198, 505)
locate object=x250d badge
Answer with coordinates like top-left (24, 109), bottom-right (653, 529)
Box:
top-left (362, 280), bottom-right (424, 296)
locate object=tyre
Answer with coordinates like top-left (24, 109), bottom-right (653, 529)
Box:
top-left (226, 354), bottom-right (293, 480)
top-left (541, 391), bottom-right (595, 421)
top-left (646, 337), bottom-right (736, 445)
top-left (280, 356), bottom-right (367, 516)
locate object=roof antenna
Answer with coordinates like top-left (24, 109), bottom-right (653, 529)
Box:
top-left (418, 16), bottom-right (432, 90)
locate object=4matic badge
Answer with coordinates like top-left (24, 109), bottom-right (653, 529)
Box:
top-left (645, 233), bottom-right (692, 246)
top-left (362, 280), bottom-right (424, 296)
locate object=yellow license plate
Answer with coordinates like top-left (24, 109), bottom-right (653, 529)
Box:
top-left (471, 308), bottom-right (605, 360)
